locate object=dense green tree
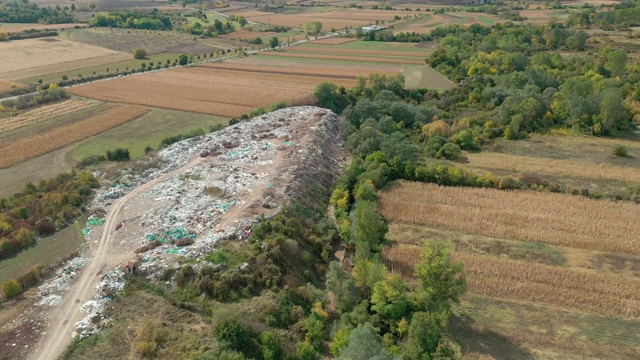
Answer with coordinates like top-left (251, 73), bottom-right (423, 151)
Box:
top-left (414, 240), bottom-right (466, 314)
top-left (269, 36), bottom-right (279, 50)
top-left (313, 82), bottom-right (350, 114)
top-left (338, 323), bottom-right (396, 360)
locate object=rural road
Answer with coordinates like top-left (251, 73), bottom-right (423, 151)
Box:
top-left (28, 157), bottom-right (205, 360)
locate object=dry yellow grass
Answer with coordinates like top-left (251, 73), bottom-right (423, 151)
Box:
top-left (0, 81), bottom-right (25, 94)
top-left (0, 105), bottom-right (148, 168)
top-left (0, 38), bottom-right (130, 81)
top-left (0, 23), bottom-right (85, 33)
top-left (0, 99), bottom-right (98, 133)
top-left (465, 152), bottom-right (640, 183)
top-left (378, 181), bottom-right (640, 256)
top-left (383, 246), bottom-right (640, 320)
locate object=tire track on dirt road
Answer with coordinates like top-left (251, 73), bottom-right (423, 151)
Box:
top-left (28, 157), bottom-right (205, 360)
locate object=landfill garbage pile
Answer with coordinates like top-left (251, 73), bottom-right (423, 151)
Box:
top-left (42, 106), bottom-right (346, 339)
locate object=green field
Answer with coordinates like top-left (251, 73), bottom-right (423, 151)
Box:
top-left (0, 220), bottom-right (85, 285)
top-left (71, 108), bottom-right (228, 161)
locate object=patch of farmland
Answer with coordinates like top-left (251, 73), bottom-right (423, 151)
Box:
top-left (220, 29), bottom-right (274, 40)
top-left (520, 9), bottom-right (571, 24)
top-left (379, 180), bottom-right (640, 358)
top-left (378, 181), bottom-right (640, 256)
top-left (264, 51), bottom-right (426, 64)
top-left (0, 37), bottom-right (131, 81)
top-left (235, 8), bottom-right (421, 30)
top-left (310, 37), bottom-right (357, 45)
top-left (464, 151), bottom-right (640, 185)
top-left (384, 245), bottom-right (640, 319)
top-left (286, 45), bottom-right (430, 57)
top-left (64, 27), bottom-right (230, 55)
top-left (67, 65), bottom-right (359, 117)
top-left (0, 98), bottom-right (99, 133)
top-left (198, 61), bottom-right (397, 78)
top-left (0, 105), bottom-right (148, 168)
top-left (0, 22), bottom-right (85, 33)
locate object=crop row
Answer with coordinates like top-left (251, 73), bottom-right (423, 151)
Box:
top-left (0, 105), bottom-right (148, 168)
top-left (378, 181), bottom-right (640, 256)
top-left (0, 99), bottom-right (98, 133)
top-left (383, 246), bottom-right (640, 320)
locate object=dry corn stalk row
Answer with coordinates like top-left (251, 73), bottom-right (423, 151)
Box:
top-left (0, 105), bottom-right (148, 168)
top-left (379, 181), bottom-right (640, 256)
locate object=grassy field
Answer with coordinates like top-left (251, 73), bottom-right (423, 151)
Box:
top-left (379, 180), bottom-right (640, 358)
top-left (71, 108), bottom-right (228, 161)
top-left (261, 40), bottom-right (453, 89)
top-left (456, 133), bottom-right (640, 193)
top-left (0, 220), bottom-right (85, 285)
top-left (63, 27), bottom-right (233, 56)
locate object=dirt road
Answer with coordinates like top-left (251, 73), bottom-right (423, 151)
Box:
top-left (28, 158), bottom-right (204, 360)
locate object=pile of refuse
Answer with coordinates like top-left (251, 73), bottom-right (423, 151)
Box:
top-left (50, 107), bottom-right (346, 339)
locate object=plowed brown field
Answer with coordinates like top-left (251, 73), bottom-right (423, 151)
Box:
top-left (68, 66), bottom-right (361, 117)
top-left (0, 81), bottom-right (24, 94)
top-left (0, 105), bottom-right (147, 168)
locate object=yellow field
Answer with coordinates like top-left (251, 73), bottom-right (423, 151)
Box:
top-left (379, 181), bottom-right (640, 256)
top-left (379, 180), bottom-right (640, 358)
top-left (0, 23), bottom-right (85, 33)
top-left (0, 99), bottom-right (99, 133)
top-left (0, 105), bottom-right (148, 168)
top-left (465, 152), bottom-right (640, 183)
top-left (0, 38), bottom-right (130, 81)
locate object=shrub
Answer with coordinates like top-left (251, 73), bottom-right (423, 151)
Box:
top-left (35, 221), bottom-right (56, 236)
top-left (214, 319), bottom-right (251, 351)
top-left (435, 143), bottom-right (462, 160)
top-left (3, 279), bottom-right (21, 299)
top-left (144, 146), bottom-right (153, 154)
top-left (133, 48), bottom-right (147, 59)
top-left (106, 148), bottom-right (130, 161)
top-left (613, 144), bottom-right (628, 157)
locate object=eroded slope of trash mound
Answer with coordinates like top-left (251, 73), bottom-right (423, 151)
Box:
top-left (38, 106), bottom-right (346, 338)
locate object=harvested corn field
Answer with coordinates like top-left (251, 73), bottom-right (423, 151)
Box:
top-left (0, 105), bottom-right (148, 168)
top-left (0, 98), bottom-right (99, 133)
top-left (69, 66), bottom-right (361, 117)
top-left (378, 181), bottom-right (640, 256)
top-left (383, 247), bottom-right (640, 320)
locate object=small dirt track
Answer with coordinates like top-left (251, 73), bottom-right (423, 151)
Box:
top-left (28, 158), bottom-right (204, 360)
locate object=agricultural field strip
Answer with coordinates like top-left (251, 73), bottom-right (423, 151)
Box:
top-left (309, 37), bottom-right (357, 45)
top-left (68, 67), bottom-right (357, 117)
top-left (264, 52), bottom-right (425, 64)
top-left (0, 99), bottom-right (99, 133)
top-left (378, 181), bottom-right (640, 256)
top-left (285, 46), bottom-right (429, 57)
top-left (465, 152), bottom-right (640, 183)
top-left (383, 246), bottom-right (640, 320)
top-left (0, 38), bottom-right (129, 81)
top-left (0, 105), bottom-right (148, 168)
top-left (198, 62), bottom-right (396, 78)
